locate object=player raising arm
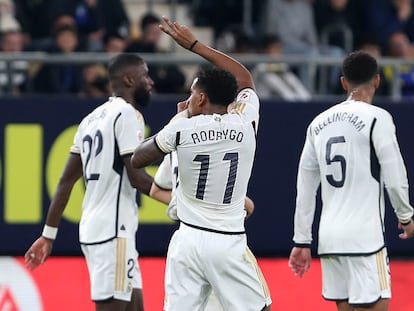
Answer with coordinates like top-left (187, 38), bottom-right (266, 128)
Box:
top-left (150, 100), bottom-right (256, 220)
top-left (131, 16), bottom-right (271, 311)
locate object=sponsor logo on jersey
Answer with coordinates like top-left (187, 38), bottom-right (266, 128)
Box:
top-left (239, 91), bottom-right (250, 101)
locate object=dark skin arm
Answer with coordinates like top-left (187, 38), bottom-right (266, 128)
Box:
top-left (123, 154), bottom-right (153, 196)
top-left (25, 153), bottom-right (83, 270)
top-left (244, 196), bottom-right (255, 219)
top-left (43, 154), bottom-right (84, 227)
top-left (131, 136), bottom-right (166, 170)
top-left (159, 16), bottom-right (255, 91)
top-left (26, 153), bottom-right (153, 270)
top-left (132, 17), bottom-right (258, 170)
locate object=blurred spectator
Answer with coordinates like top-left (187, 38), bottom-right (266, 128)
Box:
top-left (262, 0), bottom-right (318, 54)
top-left (0, 0), bottom-right (20, 32)
top-left (126, 13), bottom-right (161, 53)
top-left (261, 0), bottom-right (344, 93)
top-left (262, 0), bottom-right (337, 50)
top-left (52, 0), bottom-right (129, 51)
top-left (126, 13), bottom-right (186, 94)
top-left (50, 14), bottom-right (89, 51)
top-left (15, 0), bottom-right (129, 52)
top-left (97, 0), bottom-right (130, 40)
top-left (365, 0), bottom-right (414, 51)
top-left (31, 24), bottom-right (85, 94)
top-left (356, 41), bottom-right (391, 97)
top-left (80, 63), bottom-right (110, 97)
top-left (389, 31), bottom-right (414, 57)
top-left (313, 0), bottom-right (365, 52)
top-left (0, 29), bottom-right (29, 94)
top-left (191, 0), bottom-right (246, 36)
top-left (215, 27), bottom-right (257, 54)
top-left (383, 31), bottom-right (414, 96)
top-left (252, 34), bottom-right (311, 101)
top-left (14, 0), bottom-right (62, 51)
top-left (53, 0), bottom-right (104, 51)
top-left (102, 32), bottom-right (127, 55)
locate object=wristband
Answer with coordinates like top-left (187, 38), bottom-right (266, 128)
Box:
top-left (400, 218), bottom-right (413, 226)
top-left (189, 40), bottom-right (198, 51)
top-left (42, 225), bottom-right (58, 240)
top-left (294, 243), bottom-right (311, 248)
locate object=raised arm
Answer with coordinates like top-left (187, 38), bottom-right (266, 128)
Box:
top-left (159, 16), bottom-right (255, 91)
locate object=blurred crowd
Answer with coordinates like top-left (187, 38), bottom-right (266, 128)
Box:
top-left (0, 0), bottom-right (187, 97)
top-left (0, 0), bottom-right (414, 99)
top-left (208, 0), bottom-right (414, 99)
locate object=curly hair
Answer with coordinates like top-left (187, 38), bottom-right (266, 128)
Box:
top-left (342, 51), bottom-right (379, 85)
top-left (195, 67), bottom-right (238, 107)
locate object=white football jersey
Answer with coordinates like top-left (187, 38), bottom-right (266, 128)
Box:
top-left (153, 110), bottom-right (188, 192)
top-left (294, 99), bottom-right (414, 255)
top-left (155, 88), bottom-right (260, 232)
top-left (154, 152), bottom-right (179, 220)
top-left (153, 153), bottom-right (177, 191)
top-left (71, 97), bottom-right (145, 244)
top-left (153, 110), bottom-right (189, 221)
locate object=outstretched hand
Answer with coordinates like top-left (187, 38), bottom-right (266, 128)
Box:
top-left (288, 247), bottom-right (311, 278)
top-left (24, 237), bottom-right (54, 270)
top-left (159, 16), bottom-right (197, 50)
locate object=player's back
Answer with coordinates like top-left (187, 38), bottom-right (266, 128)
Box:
top-left (155, 88), bottom-right (260, 232)
top-left (174, 111), bottom-right (257, 233)
top-left (308, 99), bottom-right (393, 254)
top-left (73, 97), bottom-right (144, 244)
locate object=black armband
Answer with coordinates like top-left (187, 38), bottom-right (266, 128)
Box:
top-left (189, 40), bottom-right (198, 51)
top-left (400, 218), bottom-right (413, 226)
top-left (294, 243), bottom-right (311, 248)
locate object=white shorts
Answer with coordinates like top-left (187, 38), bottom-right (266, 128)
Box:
top-left (163, 223), bottom-right (272, 311)
top-left (321, 248), bottom-right (391, 307)
top-left (204, 290), bottom-right (224, 311)
top-left (81, 237), bottom-right (142, 302)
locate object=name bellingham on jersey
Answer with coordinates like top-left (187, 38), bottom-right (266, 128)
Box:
top-left (312, 111), bottom-right (366, 135)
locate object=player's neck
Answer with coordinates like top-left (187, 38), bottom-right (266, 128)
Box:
top-left (112, 92), bottom-right (134, 106)
top-left (203, 105), bottom-right (228, 115)
top-left (346, 87), bottom-right (374, 104)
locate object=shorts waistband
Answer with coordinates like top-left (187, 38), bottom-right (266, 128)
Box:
top-left (180, 221), bottom-right (245, 235)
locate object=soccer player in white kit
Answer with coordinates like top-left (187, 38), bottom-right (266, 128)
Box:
top-left (132, 16), bottom-right (272, 311)
top-left (25, 54), bottom-right (154, 311)
top-left (289, 51), bottom-right (414, 311)
top-left (151, 104), bottom-right (256, 311)
top-left (150, 102), bottom-right (255, 222)
top-left (151, 108), bottom-right (226, 311)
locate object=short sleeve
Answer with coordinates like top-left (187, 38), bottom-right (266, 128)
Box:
top-left (115, 106), bottom-right (145, 157)
top-left (154, 155), bottom-right (173, 190)
top-left (155, 120), bottom-right (182, 154)
top-left (70, 125), bottom-right (82, 154)
top-left (231, 88), bottom-right (260, 132)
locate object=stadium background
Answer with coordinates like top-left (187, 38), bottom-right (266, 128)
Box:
top-left (0, 0), bottom-right (413, 308)
top-left (1, 95), bottom-right (414, 310)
